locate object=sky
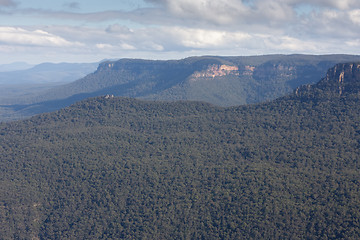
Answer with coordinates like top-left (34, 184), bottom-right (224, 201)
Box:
top-left (1, 0), bottom-right (360, 64)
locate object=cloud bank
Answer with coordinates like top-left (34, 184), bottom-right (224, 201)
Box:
top-left (0, 27), bottom-right (82, 47)
top-left (0, 0), bottom-right (360, 63)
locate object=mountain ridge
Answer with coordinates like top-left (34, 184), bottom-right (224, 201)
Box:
top-left (294, 62), bottom-right (360, 99)
top-left (1, 62), bottom-right (360, 239)
top-left (23, 55), bottom-right (360, 103)
top-left (0, 62), bottom-right (98, 85)
top-left (2, 54), bottom-right (360, 122)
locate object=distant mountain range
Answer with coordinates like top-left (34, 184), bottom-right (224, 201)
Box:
top-left (1, 54), bottom-right (360, 121)
top-left (0, 62), bottom-right (98, 121)
top-left (0, 62), bottom-right (98, 85)
top-left (0, 62), bottom-right (34, 72)
top-left (1, 62), bottom-right (360, 239)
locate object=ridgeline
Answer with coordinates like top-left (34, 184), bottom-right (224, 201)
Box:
top-left (1, 63), bottom-right (360, 239)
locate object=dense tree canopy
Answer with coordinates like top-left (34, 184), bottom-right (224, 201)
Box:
top-left (1, 63), bottom-right (360, 239)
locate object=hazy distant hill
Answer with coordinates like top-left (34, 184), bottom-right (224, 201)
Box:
top-left (0, 62), bottom-right (98, 85)
top-left (0, 62), bottom-right (33, 72)
top-left (2, 54), bottom-right (360, 121)
top-left (1, 62), bottom-right (360, 239)
top-left (0, 62), bottom-right (98, 121)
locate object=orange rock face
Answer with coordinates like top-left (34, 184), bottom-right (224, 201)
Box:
top-left (191, 64), bottom-right (239, 80)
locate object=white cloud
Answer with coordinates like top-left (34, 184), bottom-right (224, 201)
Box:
top-left (144, 42), bottom-right (164, 51)
top-left (322, 9), bottom-right (339, 19)
top-left (168, 27), bottom-right (251, 49)
top-left (120, 43), bottom-right (137, 50)
top-left (0, 27), bottom-right (83, 47)
top-left (349, 9), bottom-right (360, 25)
top-left (95, 43), bottom-right (137, 51)
top-left (1, 0), bottom-right (360, 64)
top-left (297, 8), bottom-right (360, 39)
top-left (346, 39), bottom-right (360, 47)
top-left (163, 0), bottom-right (249, 25)
top-left (262, 35), bottom-right (318, 52)
top-left (96, 43), bottom-right (113, 49)
top-left (251, 0), bottom-right (295, 23)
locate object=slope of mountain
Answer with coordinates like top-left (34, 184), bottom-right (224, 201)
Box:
top-left (0, 62), bottom-right (98, 85)
top-left (29, 54), bottom-right (360, 104)
top-left (0, 62), bottom-right (98, 121)
top-left (0, 62), bottom-right (98, 104)
top-left (2, 54), bottom-right (360, 122)
top-left (1, 63), bottom-right (360, 239)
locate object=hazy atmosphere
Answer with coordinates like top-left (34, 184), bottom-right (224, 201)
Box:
top-left (1, 0), bottom-right (360, 64)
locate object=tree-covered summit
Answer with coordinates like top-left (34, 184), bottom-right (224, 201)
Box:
top-left (3, 54), bottom-right (360, 122)
top-left (1, 62), bottom-right (360, 239)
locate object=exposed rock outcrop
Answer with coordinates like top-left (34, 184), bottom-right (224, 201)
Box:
top-left (295, 62), bottom-right (360, 98)
top-left (243, 65), bottom-right (256, 76)
top-left (190, 64), bottom-right (239, 80)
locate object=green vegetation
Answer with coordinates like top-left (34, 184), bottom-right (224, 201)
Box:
top-left (34, 54), bottom-right (360, 106)
top-left (1, 63), bottom-right (360, 239)
top-left (3, 54), bottom-right (360, 122)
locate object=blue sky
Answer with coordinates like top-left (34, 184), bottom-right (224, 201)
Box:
top-left (1, 0), bottom-right (360, 64)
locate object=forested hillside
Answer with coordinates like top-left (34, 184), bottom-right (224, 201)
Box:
top-left (1, 62), bottom-right (360, 239)
top-left (25, 54), bottom-right (360, 105)
top-left (2, 54), bottom-right (360, 122)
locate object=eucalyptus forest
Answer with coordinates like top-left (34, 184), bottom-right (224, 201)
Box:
top-left (1, 62), bottom-right (360, 239)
